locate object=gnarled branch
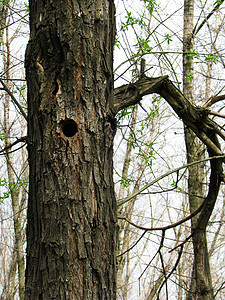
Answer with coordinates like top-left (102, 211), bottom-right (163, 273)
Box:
top-left (114, 76), bottom-right (224, 157)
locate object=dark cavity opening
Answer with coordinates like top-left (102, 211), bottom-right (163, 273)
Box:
top-left (61, 119), bottom-right (78, 138)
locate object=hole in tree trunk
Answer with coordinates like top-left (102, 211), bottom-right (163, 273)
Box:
top-left (61, 119), bottom-right (78, 137)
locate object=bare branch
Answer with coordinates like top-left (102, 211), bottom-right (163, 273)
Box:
top-left (0, 136), bottom-right (27, 154)
top-left (157, 245), bottom-right (183, 298)
top-left (158, 231), bottom-right (168, 300)
top-left (214, 280), bottom-right (225, 298)
top-left (114, 76), bottom-right (224, 157)
top-left (193, 0), bottom-right (225, 37)
top-left (208, 110), bottom-right (225, 119)
top-left (117, 230), bottom-right (147, 258)
top-left (117, 155), bottom-right (225, 207)
top-left (118, 192), bottom-right (207, 232)
top-left (0, 78), bottom-right (27, 120)
top-left (202, 94), bottom-right (225, 108)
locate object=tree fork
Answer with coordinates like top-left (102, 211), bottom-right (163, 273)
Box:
top-left (114, 76), bottom-right (224, 158)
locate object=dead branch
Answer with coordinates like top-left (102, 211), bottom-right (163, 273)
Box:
top-left (192, 0), bottom-right (225, 37)
top-left (0, 78), bottom-right (27, 120)
top-left (202, 94), bottom-right (225, 109)
top-left (0, 136), bottom-right (27, 155)
top-left (117, 155), bottom-right (225, 207)
top-left (114, 76), bottom-right (225, 157)
top-left (118, 193), bottom-right (207, 232)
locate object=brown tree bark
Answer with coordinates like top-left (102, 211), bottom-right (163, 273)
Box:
top-left (114, 74), bottom-right (224, 299)
top-left (2, 13), bottom-right (25, 299)
top-left (24, 1), bottom-right (225, 299)
top-left (25, 1), bottom-right (117, 299)
top-left (183, 1), bottom-right (215, 299)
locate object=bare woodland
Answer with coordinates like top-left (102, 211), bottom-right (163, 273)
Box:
top-left (0, 0), bottom-right (225, 299)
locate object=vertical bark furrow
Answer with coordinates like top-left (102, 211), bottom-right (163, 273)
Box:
top-left (183, 1), bottom-right (215, 299)
top-left (25, 1), bottom-right (117, 299)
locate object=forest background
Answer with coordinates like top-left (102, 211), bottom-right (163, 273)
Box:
top-left (1, 0), bottom-right (225, 299)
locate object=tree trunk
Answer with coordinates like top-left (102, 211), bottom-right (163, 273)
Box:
top-left (25, 1), bottom-right (117, 299)
top-left (3, 19), bottom-right (25, 299)
top-left (183, 1), bottom-right (214, 299)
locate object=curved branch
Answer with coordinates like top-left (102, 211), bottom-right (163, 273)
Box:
top-left (196, 135), bottom-right (223, 231)
top-left (202, 94), bottom-right (225, 109)
top-left (113, 76), bottom-right (167, 114)
top-left (114, 76), bottom-right (224, 157)
top-left (192, 0), bottom-right (224, 37)
top-left (118, 191), bottom-right (207, 232)
top-left (0, 136), bottom-right (27, 154)
top-left (0, 78), bottom-right (27, 120)
top-left (117, 155), bottom-right (225, 207)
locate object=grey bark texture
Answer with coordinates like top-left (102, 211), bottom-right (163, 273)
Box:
top-left (24, 0), bottom-right (224, 299)
top-left (183, 1), bottom-right (215, 298)
top-left (25, 1), bottom-right (117, 299)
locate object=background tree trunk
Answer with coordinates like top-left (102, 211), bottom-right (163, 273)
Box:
top-left (1, 6), bottom-right (26, 298)
top-left (183, 1), bottom-right (214, 299)
top-left (25, 1), bottom-right (117, 299)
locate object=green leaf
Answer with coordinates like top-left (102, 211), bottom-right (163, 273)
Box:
top-left (185, 73), bottom-right (194, 83)
top-left (205, 53), bottom-right (219, 64)
top-left (120, 11), bottom-right (146, 32)
top-left (165, 33), bottom-right (172, 45)
top-left (119, 176), bottom-right (133, 188)
top-left (0, 132), bottom-right (8, 142)
top-left (114, 35), bottom-right (120, 49)
top-left (186, 49), bottom-right (199, 61)
top-left (144, 0), bottom-right (158, 14)
top-left (171, 180), bottom-right (184, 192)
top-left (24, 2), bottom-right (29, 12)
top-left (214, 0), bottom-right (222, 6)
top-left (0, 0), bottom-right (10, 6)
top-left (141, 40), bottom-right (152, 53)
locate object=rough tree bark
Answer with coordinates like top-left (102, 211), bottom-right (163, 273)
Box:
top-left (25, 0), bottom-right (117, 299)
top-left (114, 75), bottom-right (223, 299)
top-left (183, 1), bottom-right (215, 298)
top-left (2, 10), bottom-right (25, 299)
top-left (24, 0), bottom-right (224, 299)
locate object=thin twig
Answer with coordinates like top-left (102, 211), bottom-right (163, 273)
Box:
top-left (193, 0), bottom-right (224, 37)
top-left (157, 245), bottom-right (184, 298)
top-left (117, 230), bottom-right (147, 258)
top-left (118, 194), bottom-right (204, 232)
top-left (0, 78), bottom-right (27, 120)
top-left (117, 155), bottom-right (225, 207)
top-left (208, 110), bottom-right (225, 119)
top-left (0, 136), bottom-right (27, 154)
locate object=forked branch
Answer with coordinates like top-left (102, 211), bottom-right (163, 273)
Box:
top-left (114, 76), bottom-right (225, 157)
